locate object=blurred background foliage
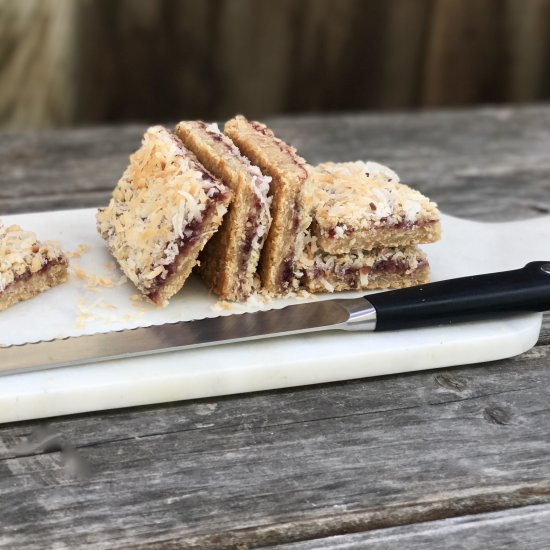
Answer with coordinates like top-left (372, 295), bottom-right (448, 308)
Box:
top-left (1, 0), bottom-right (550, 130)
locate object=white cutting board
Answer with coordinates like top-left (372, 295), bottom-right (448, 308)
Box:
top-left (0, 209), bottom-right (548, 424)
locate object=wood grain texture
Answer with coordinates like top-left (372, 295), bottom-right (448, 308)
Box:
top-left (1, 106), bottom-right (550, 221)
top-left (0, 108), bottom-right (549, 548)
top-left (1, 345), bottom-right (550, 548)
top-left (264, 504), bottom-right (550, 549)
top-left (539, 316), bottom-right (550, 345)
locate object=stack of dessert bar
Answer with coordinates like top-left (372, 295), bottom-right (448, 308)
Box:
top-left (97, 116), bottom-right (312, 304)
top-left (97, 116), bottom-right (441, 305)
top-left (0, 116), bottom-right (440, 313)
top-left (300, 160), bottom-right (441, 293)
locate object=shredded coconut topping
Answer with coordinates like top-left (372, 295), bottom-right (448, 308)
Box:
top-left (96, 126), bottom-right (229, 294)
top-left (310, 161), bottom-right (439, 237)
top-left (206, 122), bottom-right (221, 134)
top-left (363, 161), bottom-right (400, 182)
top-left (0, 222), bottom-right (66, 292)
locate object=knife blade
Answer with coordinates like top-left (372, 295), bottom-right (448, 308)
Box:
top-left (1, 261), bottom-right (549, 376)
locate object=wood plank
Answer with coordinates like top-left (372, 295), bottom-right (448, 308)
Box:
top-left (0, 345), bottom-right (549, 548)
top-left (0, 109), bottom-right (549, 547)
top-left (263, 504), bottom-right (550, 549)
top-left (274, 107), bottom-right (550, 223)
top-left (539, 316), bottom-right (550, 345)
top-left (0, 124), bottom-right (143, 213)
top-left (1, 107), bottom-right (549, 221)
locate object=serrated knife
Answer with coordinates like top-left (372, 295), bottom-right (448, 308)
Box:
top-left (1, 261), bottom-right (550, 377)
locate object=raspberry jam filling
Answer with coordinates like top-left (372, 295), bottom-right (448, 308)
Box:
top-left (371, 257), bottom-right (427, 275)
top-left (280, 257), bottom-right (294, 287)
top-left (1, 258), bottom-right (67, 294)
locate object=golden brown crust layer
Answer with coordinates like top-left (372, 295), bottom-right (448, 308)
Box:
top-left (224, 115), bottom-right (311, 295)
top-left (0, 260), bottom-right (68, 311)
top-left (176, 121), bottom-right (271, 301)
top-left (315, 221), bottom-right (442, 254)
top-left (96, 126), bottom-right (231, 305)
top-left (304, 263), bottom-right (430, 292)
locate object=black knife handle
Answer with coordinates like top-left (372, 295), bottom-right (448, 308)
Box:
top-left (367, 261), bottom-right (550, 331)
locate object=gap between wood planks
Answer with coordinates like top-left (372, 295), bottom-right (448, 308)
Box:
top-left (119, 486), bottom-right (550, 549)
top-left (259, 503), bottom-right (550, 549)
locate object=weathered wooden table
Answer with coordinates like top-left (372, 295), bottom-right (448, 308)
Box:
top-left (1, 107), bottom-right (549, 549)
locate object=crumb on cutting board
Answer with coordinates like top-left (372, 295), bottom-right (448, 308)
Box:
top-left (74, 297), bottom-right (142, 329)
top-left (210, 300), bottom-right (236, 312)
top-left (66, 244), bottom-right (91, 259)
top-left (129, 292), bottom-right (156, 312)
top-left (70, 264), bottom-right (127, 292)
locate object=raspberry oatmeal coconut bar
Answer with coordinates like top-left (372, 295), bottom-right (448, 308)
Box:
top-left (300, 161), bottom-right (440, 293)
top-left (0, 223), bottom-right (68, 311)
top-left (176, 121), bottom-right (271, 301)
top-left (301, 240), bottom-right (429, 293)
top-left (224, 115), bottom-right (311, 295)
top-left (96, 126), bottom-right (232, 305)
top-left (311, 161), bottom-right (440, 254)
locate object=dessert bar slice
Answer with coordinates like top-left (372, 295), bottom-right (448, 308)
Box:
top-left (96, 126), bottom-right (232, 305)
top-left (175, 121), bottom-right (271, 301)
top-left (301, 240), bottom-right (429, 293)
top-left (311, 161), bottom-right (441, 254)
top-left (224, 115), bottom-right (311, 295)
top-left (0, 223), bottom-right (68, 311)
